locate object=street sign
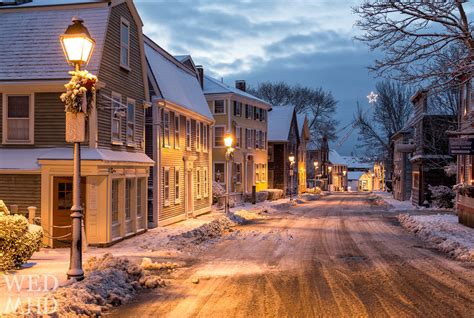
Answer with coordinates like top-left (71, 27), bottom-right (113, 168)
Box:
top-left (449, 138), bottom-right (474, 155)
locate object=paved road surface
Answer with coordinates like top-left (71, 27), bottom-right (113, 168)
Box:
top-left (112, 193), bottom-right (474, 317)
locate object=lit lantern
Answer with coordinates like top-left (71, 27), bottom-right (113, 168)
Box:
top-left (224, 133), bottom-right (234, 148)
top-left (60, 17), bottom-right (96, 67)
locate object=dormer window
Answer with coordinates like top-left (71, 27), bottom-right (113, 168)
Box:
top-left (120, 18), bottom-right (130, 69)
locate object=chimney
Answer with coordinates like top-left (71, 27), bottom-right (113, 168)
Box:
top-left (235, 80), bottom-right (246, 92)
top-left (196, 65), bottom-right (204, 89)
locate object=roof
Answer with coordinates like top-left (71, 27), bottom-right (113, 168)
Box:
top-left (0, 0), bottom-right (104, 8)
top-left (203, 75), bottom-right (271, 108)
top-left (0, 148), bottom-right (153, 170)
top-left (0, 3), bottom-right (109, 81)
top-left (268, 106), bottom-right (295, 142)
top-left (348, 171), bottom-right (365, 180)
top-left (145, 38), bottom-right (213, 121)
top-left (329, 150), bottom-right (347, 165)
top-left (174, 55), bottom-right (189, 62)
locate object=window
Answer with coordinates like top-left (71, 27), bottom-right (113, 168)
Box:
top-left (246, 129), bottom-right (251, 149)
top-left (245, 104), bottom-right (250, 118)
top-left (175, 167), bottom-right (180, 204)
top-left (249, 105), bottom-right (254, 119)
top-left (214, 163), bottom-right (225, 183)
top-left (196, 168), bottom-right (202, 199)
top-left (162, 110), bottom-right (170, 147)
top-left (236, 127), bottom-right (241, 148)
top-left (196, 121), bottom-right (201, 151)
top-left (214, 126), bottom-right (225, 147)
top-left (268, 145), bottom-right (274, 162)
top-left (137, 178), bottom-right (144, 219)
top-left (126, 98), bottom-right (135, 144)
top-left (256, 131), bottom-right (260, 149)
top-left (214, 100), bottom-right (225, 114)
top-left (233, 101), bottom-right (242, 116)
top-left (259, 108), bottom-right (264, 121)
top-left (234, 162), bottom-right (242, 183)
top-left (203, 168), bottom-right (209, 198)
top-left (3, 95), bottom-right (33, 144)
top-left (125, 178), bottom-right (132, 221)
top-left (261, 164), bottom-right (266, 182)
top-left (254, 107), bottom-right (260, 120)
top-left (203, 124), bottom-right (208, 152)
top-left (111, 92), bottom-right (122, 143)
top-left (412, 171), bottom-right (419, 189)
top-left (164, 167), bottom-right (170, 206)
top-left (120, 18), bottom-right (130, 68)
top-left (174, 114), bottom-right (180, 149)
top-left (112, 179), bottom-right (120, 224)
top-left (256, 164), bottom-right (260, 183)
top-left (186, 118), bottom-right (191, 150)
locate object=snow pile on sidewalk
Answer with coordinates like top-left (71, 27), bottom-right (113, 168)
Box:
top-left (376, 192), bottom-right (415, 211)
top-left (399, 214), bottom-right (474, 262)
top-left (24, 254), bottom-right (164, 317)
top-left (168, 216), bottom-right (234, 251)
top-left (230, 209), bottom-right (266, 224)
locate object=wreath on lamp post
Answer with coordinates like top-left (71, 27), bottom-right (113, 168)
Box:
top-left (60, 70), bottom-right (97, 115)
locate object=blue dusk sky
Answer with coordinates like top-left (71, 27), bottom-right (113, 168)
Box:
top-left (135, 0), bottom-right (379, 155)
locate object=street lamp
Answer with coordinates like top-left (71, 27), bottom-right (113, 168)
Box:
top-left (313, 161), bottom-right (318, 189)
top-left (60, 17), bottom-right (95, 281)
top-left (289, 153), bottom-right (295, 200)
top-left (342, 170), bottom-right (347, 191)
top-left (224, 133), bottom-right (234, 215)
top-left (328, 165), bottom-right (332, 192)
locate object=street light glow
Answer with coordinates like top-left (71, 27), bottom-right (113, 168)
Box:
top-left (60, 17), bottom-right (96, 66)
top-left (224, 133), bottom-right (233, 148)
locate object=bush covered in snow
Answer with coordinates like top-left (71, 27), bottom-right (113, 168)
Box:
top-left (0, 202), bottom-right (43, 271)
top-left (428, 185), bottom-right (455, 209)
top-left (243, 191), bottom-right (268, 203)
top-left (266, 189), bottom-right (284, 201)
top-left (212, 181), bottom-right (226, 203)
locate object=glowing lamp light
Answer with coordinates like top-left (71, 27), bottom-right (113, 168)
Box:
top-left (289, 154), bottom-right (295, 163)
top-left (60, 17), bottom-right (96, 66)
top-left (224, 133), bottom-right (233, 148)
top-left (314, 161), bottom-right (319, 167)
top-left (343, 170), bottom-right (347, 176)
top-left (328, 166), bottom-right (332, 172)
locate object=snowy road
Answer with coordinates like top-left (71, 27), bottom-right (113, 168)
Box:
top-left (111, 193), bottom-right (474, 317)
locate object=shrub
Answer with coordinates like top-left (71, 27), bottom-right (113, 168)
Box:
top-left (428, 185), bottom-right (455, 209)
top-left (266, 189), bottom-right (284, 201)
top-left (243, 191), bottom-right (269, 203)
top-left (0, 202), bottom-right (43, 271)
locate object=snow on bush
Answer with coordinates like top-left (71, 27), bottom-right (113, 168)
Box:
top-left (23, 254), bottom-right (164, 317)
top-left (266, 189), bottom-right (284, 201)
top-left (443, 163), bottom-right (457, 177)
top-left (243, 191), bottom-right (268, 203)
top-left (399, 214), bottom-right (474, 262)
top-left (428, 185), bottom-right (455, 209)
top-left (0, 201), bottom-right (43, 271)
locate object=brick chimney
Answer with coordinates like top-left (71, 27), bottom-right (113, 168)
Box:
top-left (235, 80), bottom-right (246, 92)
top-left (196, 65), bottom-right (204, 89)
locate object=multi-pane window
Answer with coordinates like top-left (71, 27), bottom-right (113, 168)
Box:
top-left (203, 168), bottom-right (209, 197)
top-left (127, 99), bottom-right (135, 144)
top-left (256, 131), bottom-right (260, 149)
top-left (112, 179), bottom-right (120, 224)
top-left (120, 19), bottom-right (130, 68)
top-left (233, 101), bottom-right (242, 116)
top-left (214, 100), bottom-right (225, 114)
top-left (137, 178), bottom-right (144, 218)
top-left (246, 129), bottom-right (251, 149)
top-left (234, 162), bottom-right (242, 183)
top-left (245, 104), bottom-right (250, 118)
top-left (196, 121), bottom-right (201, 151)
top-left (175, 167), bottom-right (180, 203)
top-left (5, 95), bottom-right (31, 143)
top-left (174, 115), bottom-right (180, 149)
top-left (214, 126), bottom-right (225, 147)
top-left (112, 93), bottom-right (122, 142)
top-left (162, 110), bottom-right (170, 147)
top-left (186, 118), bottom-right (191, 150)
top-left (164, 167), bottom-right (170, 206)
top-left (125, 178), bottom-right (132, 221)
top-left (196, 168), bottom-right (202, 199)
top-left (214, 163), bottom-right (225, 183)
top-left (203, 124), bottom-right (208, 152)
top-left (254, 107), bottom-right (259, 120)
top-left (236, 127), bottom-right (241, 148)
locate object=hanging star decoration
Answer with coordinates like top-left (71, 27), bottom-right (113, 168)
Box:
top-left (367, 91), bottom-right (378, 104)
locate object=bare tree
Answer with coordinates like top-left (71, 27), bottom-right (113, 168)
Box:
top-left (354, 1), bottom-right (473, 90)
top-left (355, 80), bottom-right (413, 159)
top-left (248, 82), bottom-right (338, 143)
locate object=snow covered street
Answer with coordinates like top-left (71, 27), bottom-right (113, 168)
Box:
top-left (110, 193), bottom-right (474, 317)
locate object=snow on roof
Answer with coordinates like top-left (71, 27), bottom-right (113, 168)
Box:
top-left (0, 5), bottom-right (108, 81)
top-left (348, 171), bottom-right (365, 180)
top-left (0, 0), bottom-right (104, 8)
top-left (203, 75), bottom-right (271, 107)
top-left (329, 150), bottom-right (346, 165)
top-left (174, 55), bottom-right (189, 62)
top-left (0, 148), bottom-right (153, 170)
top-left (268, 106), bottom-right (295, 142)
top-left (145, 40), bottom-right (213, 121)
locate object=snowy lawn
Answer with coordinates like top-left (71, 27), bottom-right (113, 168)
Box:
top-left (399, 214), bottom-right (474, 262)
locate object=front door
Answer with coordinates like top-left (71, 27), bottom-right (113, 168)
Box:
top-left (52, 177), bottom-right (85, 248)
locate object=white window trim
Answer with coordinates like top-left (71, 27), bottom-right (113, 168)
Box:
top-left (196, 120), bottom-right (201, 152)
top-left (203, 167), bottom-right (209, 198)
top-left (185, 118), bottom-right (191, 151)
top-left (234, 162), bottom-right (242, 184)
top-left (235, 126), bottom-right (241, 149)
top-left (203, 124), bottom-right (209, 153)
top-left (164, 167), bottom-right (170, 207)
top-left (174, 114), bottom-right (180, 149)
top-left (214, 161), bottom-right (226, 185)
top-left (162, 110), bottom-right (171, 148)
top-left (196, 167), bottom-right (202, 199)
top-left (111, 91), bottom-right (123, 145)
top-left (213, 125), bottom-right (226, 148)
top-left (126, 97), bottom-right (136, 147)
top-left (120, 17), bottom-right (131, 70)
top-left (175, 167), bottom-right (181, 204)
top-left (2, 93), bottom-right (35, 145)
top-left (213, 100), bottom-right (226, 115)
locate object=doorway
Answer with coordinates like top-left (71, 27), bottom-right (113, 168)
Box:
top-left (52, 177), bottom-right (85, 247)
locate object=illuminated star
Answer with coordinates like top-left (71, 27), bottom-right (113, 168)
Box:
top-left (367, 91), bottom-right (378, 104)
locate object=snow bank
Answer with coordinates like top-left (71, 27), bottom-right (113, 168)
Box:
top-left (230, 209), bottom-right (265, 224)
top-left (23, 254), bottom-right (164, 317)
top-left (399, 214), bottom-right (474, 262)
top-left (376, 192), bottom-right (415, 211)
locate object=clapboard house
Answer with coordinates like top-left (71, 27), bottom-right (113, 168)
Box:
top-left (0, 0), bottom-right (153, 247)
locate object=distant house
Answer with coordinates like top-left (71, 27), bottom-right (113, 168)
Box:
top-left (296, 114), bottom-right (310, 193)
top-left (339, 155), bottom-right (371, 191)
top-left (144, 37), bottom-right (214, 227)
top-left (268, 106), bottom-right (299, 194)
top-left (0, 0), bottom-right (153, 247)
top-left (307, 136), bottom-right (330, 190)
top-left (203, 76), bottom-right (271, 196)
top-left (328, 150), bottom-right (348, 191)
top-left (391, 120), bottom-right (414, 201)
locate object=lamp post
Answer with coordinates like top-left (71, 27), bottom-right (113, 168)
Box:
top-left (371, 172), bottom-right (375, 192)
top-left (343, 170), bottom-right (347, 191)
top-left (289, 153), bottom-right (295, 200)
top-left (224, 133), bottom-right (234, 215)
top-left (313, 161), bottom-right (318, 189)
top-left (60, 17), bottom-right (95, 281)
top-left (328, 165), bottom-right (332, 192)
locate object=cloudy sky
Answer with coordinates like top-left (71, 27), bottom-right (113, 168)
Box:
top-left (135, 0), bottom-right (378, 155)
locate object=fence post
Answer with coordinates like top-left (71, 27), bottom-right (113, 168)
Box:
top-left (27, 206), bottom-right (37, 224)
